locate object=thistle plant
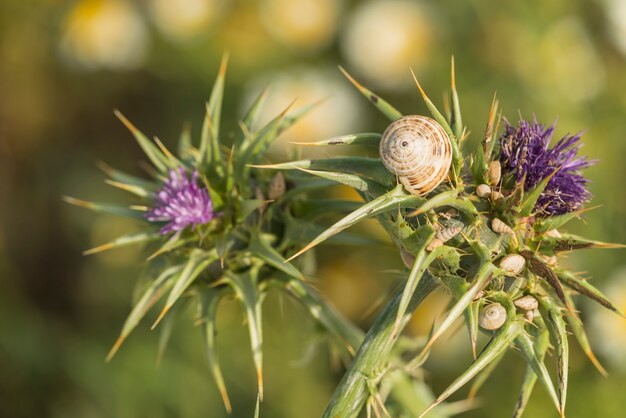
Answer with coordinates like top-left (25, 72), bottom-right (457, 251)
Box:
top-left (265, 59), bottom-right (625, 417)
top-left (65, 56), bottom-right (468, 417)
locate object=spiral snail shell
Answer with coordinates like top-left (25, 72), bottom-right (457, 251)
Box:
top-left (479, 303), bottom-right (507, 330)
top-left (379, 115), bottom-right (452, 196)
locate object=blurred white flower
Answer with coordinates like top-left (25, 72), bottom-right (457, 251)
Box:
top-left (260, 0), bottom-right (342, 53)
top-left (605, 0), bottom-right (626, 56)
top-left (243, 66), bottom-right (364, 155)
top-left (514, 17), bottom-right (605, 103)
top-left (149, 0), bottom-right (230, 42)
top-left (60, 0), bottom-right (149, 71)
top-left (589, 268), bottom-right (626, 370)
top-left (341, 0), bottom-right (435, 91)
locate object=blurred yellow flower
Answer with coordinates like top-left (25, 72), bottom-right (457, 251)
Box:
top-left (149, 0), bottom-right (230, 42)
top-left (341, 0), bottom-right (435, 91)
top-left (514, 17), bottom-right (605, 103)
top-left (605, 0), bottom-right (626, 57)
top-left (60, 0), bottom-right (149, 70)
top-left (590, 268), bottom-right (626, 370)
top-left (260, 0), bottom-right (342, 53)
top-left (243, 67), bottom-right (364, 154)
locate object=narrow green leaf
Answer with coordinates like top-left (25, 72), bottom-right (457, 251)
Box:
top-left (518, 171), bottom-right (555, 217)
top-left (147, 233), bottom-right (194, 261)
top-left (97, 162), bottom-right (157, 191)
top-left (514, 332), bottom-right (561, 415)
top-left (417, 262), bottom-right (497, 357)
top-left (249, 232), bottom-right (304, 280)
top-left (198, 287), bottom-right (232, 413)
top-left (283, 214), bottom-right (384, 249)
top-left (200, 53), bottom-right (228, 166)
top-left (63, 196), bottom-right (147, 221)
top-left (533, 207), bottom-right (595, 233)
top-left (408, 190), bottom-right (478, 217)
top-left (339, 66), bottom-right (403, 121)
top-left (512, 323), bottom-right (550, 418)
top-left (418, 319), bottom-right (525, 418)
top-left (538, 296), bottom-right (569, 415)
top-left (106, 265), bottom-right (182, 361)
top-left (152, 250), bottom-right (215, 328)
top-left (534, 233), bottom-right (625, 254)
top-left (241, 87), bottom-right (269, 140)
top-left (177, 122), bottom-right (192, 160)
top-left (467, 351), bottom-right (506, 399)
top-left (393, 227), bottom-right (437, 335)
top-left (225, 269), bottom-right (265, 399)
top-left (286, 185), bottom-right (424, 262)
top-left (114, 110), bottom-right (171, 172)
top-left (83, 230), bottom-right (160, 255)
top-left (156, 298), bottom-right (181, 366)
top-left (293, 133), bottom-right (382, 147)
top-left (450, 56), bottom-right (463, 141)
top-left (409, 69), bottom-right (462, 178)
top-left (563, 293), bottom-right (608, 377)
top-left (557, 270), bottom-right (624, 316)
top-left (252, 157), bottom-right (393, 187)
top-left (471, 145), bottom-right (488, 185)
top-left (284, 167), bottom-right (389, 196)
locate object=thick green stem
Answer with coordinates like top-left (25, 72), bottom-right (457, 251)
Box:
top-left (322, 275), bottom-right (438, 418)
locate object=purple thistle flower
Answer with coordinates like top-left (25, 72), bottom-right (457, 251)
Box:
top-left (146, 167), bottom-right (217, 234)
top-left (499, 118), bottom-right (594, 216)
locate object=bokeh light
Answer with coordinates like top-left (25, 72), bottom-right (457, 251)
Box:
top-left (149, 0), bottom-right (230, 42)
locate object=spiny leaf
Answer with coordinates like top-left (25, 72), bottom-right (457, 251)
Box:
top-left (518, 170), bottom-right (557, 217)
top-left (225, 269), bottom-right (265, 399)
top-left (538, 296), bottom-right (569, 415)
top-left (447, 275), bottom-right (479, 359)
top-left (252, 157), bottom-right (393, 187)
top-left (114, 110), bottom-right (172, 172)
top-left (153, 136), bottom-right (183, 168)
top-left (63, 196), bottom-right (148, 221)
top-left (408, 190), bottom-right (478, 217)
top-left (393, 227), bottom-right (437, 335)
top-left (177, 122), bottom-right (192, 160)
top-left (409, 68), bottom-right (462, 178)
top-left (467, 351), bottom-right (506, 399)
top-left (152, 250), bottom-right (215, 328)
top-left (198, 287), bottom-right (232, 413)
top-left (104, 179), bottom-right (151, 198)
top-left (339, 66), bottom-right (403, 121)
top-left (418, 319), bottom-right (525, 418)
top-left (106, 265), bottom-right (182, 361)
top-left (563, 292), bottom-right (608, 377)
top-left (249, 232), bottom-right (304, 280)
top-left (156, 299), bottom-right (181, 366)
top-left (200, 53), bottom-right (228, 166)
top-left (450, 56), bottom-right (463, 141)
top-left (241, 86), bottom-right (269, 139)
top-left (293, 133), bottom-right (382, 147)
top-left (146, 232), bottom-right (194, 261)
top-left (512, 323), bottom-right (550, 418)
top-left (533, 206), bottom-right (597, 233)
top-left (97, 162), bottom-right (157, 191)
top-left (286, 185), bottom-right (424, 262)
top-left (535, 233), bottom-right (626, 254)
top-left (418, 262), bottom-right (497, 357)
top-left (283, 214), bottom-right (384, 249)
top-left (483, 92), bottom-right (500, 160)
top-left (514, 332), bottom-right (561, 415)
top-left (83, 230), bottom-right (160, 256)
top-left (557, 270), bottom-right (625, 316)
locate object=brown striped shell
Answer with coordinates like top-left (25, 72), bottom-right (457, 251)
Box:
top-left (379, 115), bottom-right (452, 196)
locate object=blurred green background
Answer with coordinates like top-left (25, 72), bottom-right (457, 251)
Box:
top-left (1, 0), bottom-right (626, 417)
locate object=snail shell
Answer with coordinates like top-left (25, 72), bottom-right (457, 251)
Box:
top-left (268, 172), bottom-right (286, 200)
top-left (499, 254), bottom-right (525, 275)
top-left (514, 295), bottom-right (539, 311)
top-left (436, 225), bottom-right (462, 242)
top-left (255, 187), bottom-right (267, 214)
top-left (525, 310), bottom-right (535, 323)
top-left (492, 218), bottom-right (514, 235)
top-left (488, 161), bottom-right (502, 186)
top-left (544, 229), bottom-right (562, 238)
top-left (476, 184), bottom-right (492, 198)
top-left (380, 115), bottom-right (452, 196)
top-left (491, 190), bottom-right (505, 201)
top-left (479, 303), bottom-right (507, 330)
top-left (426, 238), bottom-right (444, 252)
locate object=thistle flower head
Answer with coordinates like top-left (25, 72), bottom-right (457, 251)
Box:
top-left (499, 118), bottom-right (594, 215)
top-left (146, 167), bottom-right (216, 234)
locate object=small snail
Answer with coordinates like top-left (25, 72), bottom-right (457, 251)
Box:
top-left (491, 218), bottom-right (514, 235)
top-left (499, 254), bottom-right (525, 275)
top-left (488, 161), bottom-right (501, 186)
top-left (479, 303), bottom-right (507, 330)
top-left (436, 225), bottom-right (462, 242)
top-left (514, 295), bottom-right (538, 311)
top-left (380, 115), bottom-right (452, 196)
top-left (400, 248), bottom-right (416, 269)
top-left (426, 238), bottom-right (444, 252)
top-left (268, 172), bottom-right (286, 200)
top-left (476, 184), bottom-right (491, 198)
top-left (491, 190), bottom-right (504, 201)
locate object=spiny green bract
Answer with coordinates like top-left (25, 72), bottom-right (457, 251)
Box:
top-left (65, 55), bottom-right (378, 413)
top-left (271, 58), bottom-right (624, 418)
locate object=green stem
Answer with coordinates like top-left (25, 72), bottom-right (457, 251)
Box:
top-left (322, 275), bottom-right (438, 418)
